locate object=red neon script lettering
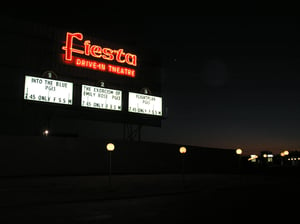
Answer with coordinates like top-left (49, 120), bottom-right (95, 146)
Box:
top-left (62, 32), bottom-right (84, 61)
top-left (62, 32), bottom-right (137, 67)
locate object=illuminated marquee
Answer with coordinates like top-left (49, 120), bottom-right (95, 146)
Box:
top-left (128, 92), bottom-right (162, 116)
top-left (62, 32), bottom-right (137, 77)
top-left (81, 84), bottom-right (122, 111)
top-left (24, 75), bottom-right (73, 105)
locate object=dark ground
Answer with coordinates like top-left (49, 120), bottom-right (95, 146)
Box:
top-left (1, 173), bottom-right (299, 223)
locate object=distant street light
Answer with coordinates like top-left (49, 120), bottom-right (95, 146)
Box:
top-left (280, 150), bottom-right (289, 166)
top-left (236, 148), bottom-right (243, 171)
top-left (106, 143), bottom-right (115, 152)
top-left (106, 143), bottom-right (115, 188)
top-left (236, 148), bottom-right (243, 155)
top-left (179, 146), bottom-right (187, 154)
top-left (179, 146), bottom-right (187, 188)
top-left (248, 155), bottom-right (258, 162)
top-left (43, 129), bottom-right (49, 136)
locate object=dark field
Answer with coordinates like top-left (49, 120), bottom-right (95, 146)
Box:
top-left (1, 173), bottom-right (299, 223)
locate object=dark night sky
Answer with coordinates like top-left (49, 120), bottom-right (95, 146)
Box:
top-left (4, 10), bottom-right (300, 155)
top-left (144, 16), bottom-right (300, 155)
top-left (143, 16), bottom-right (300, 155)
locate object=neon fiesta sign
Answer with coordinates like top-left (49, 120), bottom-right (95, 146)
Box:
top-left (62, 32), bottom-right (137, 78)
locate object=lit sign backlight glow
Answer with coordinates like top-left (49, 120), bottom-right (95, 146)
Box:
top-left (128, 92), bottom-right (162, 116)
top-left (81, 85), bottom-right (122, 111)
top-left (62, 32), bottom-right (137, 78)
top-left (24, 75), bottom-right (73, 105)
